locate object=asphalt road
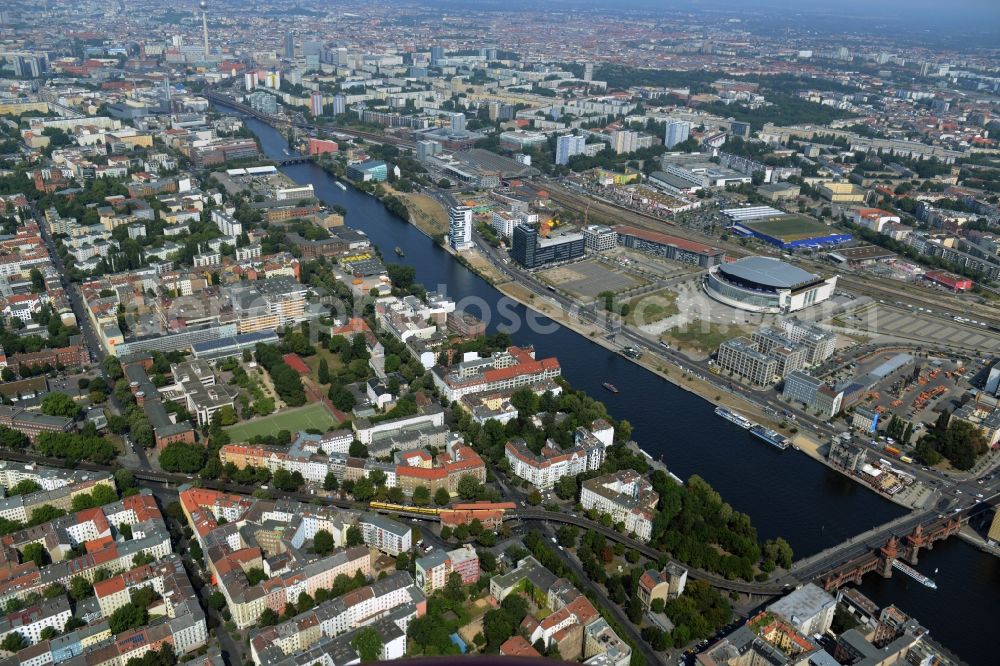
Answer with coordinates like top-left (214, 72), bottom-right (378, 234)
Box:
top-left (33, 205), bottom-right (152, 470)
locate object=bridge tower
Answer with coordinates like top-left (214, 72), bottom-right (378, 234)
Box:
top-left (879, 535), bottom-right (899, 578)
top-left (904, 523), bottom-right (924, 565)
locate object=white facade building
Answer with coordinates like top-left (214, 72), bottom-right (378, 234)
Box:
top-left (449, 206), bottom-right (473, 251)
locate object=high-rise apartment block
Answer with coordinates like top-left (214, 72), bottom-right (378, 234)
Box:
top-left (449, 206), bottom-right (473, 251)
top-left (664, 120), bottom-right (690, 149)
top-left (556, 134), bottom-right (586, 165)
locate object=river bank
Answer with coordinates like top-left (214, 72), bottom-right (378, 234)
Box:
top-left (364, 178), bottom-right (927, 512)
top-left (230, 113), bottom-right (1000, 666)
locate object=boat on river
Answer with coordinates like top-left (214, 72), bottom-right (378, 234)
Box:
top-left (892, 559), bottom-right (938, 589)
top-left (715, 406), bottom-right (753, 429)
top-left (750, 425), bottom-right (790, 450)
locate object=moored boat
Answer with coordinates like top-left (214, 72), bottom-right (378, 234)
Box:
top-left (715, 406), bottom-right (753, 429)
top-left (750, 425), bottom-right (790, 450)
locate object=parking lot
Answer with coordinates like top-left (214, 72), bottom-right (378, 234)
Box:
top-left (538, 259), bottom-right (644, 300)
top-left (839, 304), bottom-right (1000, 353)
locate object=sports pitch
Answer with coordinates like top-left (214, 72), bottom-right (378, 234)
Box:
top-left (742, 215), bottom-right (834, 242)
top-left (225, 403), bottom-right (338, 442)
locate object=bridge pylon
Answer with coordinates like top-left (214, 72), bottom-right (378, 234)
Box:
top-left (879, 535), bottom-right (899, 578)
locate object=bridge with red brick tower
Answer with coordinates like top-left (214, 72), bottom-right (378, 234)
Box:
top-left (814, 515), bottom-right (962, 591)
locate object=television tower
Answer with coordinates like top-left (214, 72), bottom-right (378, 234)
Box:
top-left (199, 1), bottom-right (209, 59)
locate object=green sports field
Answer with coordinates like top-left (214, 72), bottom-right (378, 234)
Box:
top-left (225, 403), bottom-right (338, 442)
top-left (742, 215), bottom-right (832, 242)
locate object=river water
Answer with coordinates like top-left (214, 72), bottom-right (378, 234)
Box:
top-left (238, 114), bottom-right (995, 663)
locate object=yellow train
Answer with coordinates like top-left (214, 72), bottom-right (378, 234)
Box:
top-left (368, 501), bottom-right (443, 516)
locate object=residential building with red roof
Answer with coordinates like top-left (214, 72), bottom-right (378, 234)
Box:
top-left (505, 431), bottom-right (604, 490)
top-left (500, 635), bottom-right (543, 658)
top-left (433, 345), bottom-right (561, 401)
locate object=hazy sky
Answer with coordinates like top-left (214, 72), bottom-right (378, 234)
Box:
top-left (453, 0), bottom-right (1000, 42)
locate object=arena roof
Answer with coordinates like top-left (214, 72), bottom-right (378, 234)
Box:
top-left (718, 257), bottom-right (820, 289)
top-left (722, 206), bottom-right (784, 222)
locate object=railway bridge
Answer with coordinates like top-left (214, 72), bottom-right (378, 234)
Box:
top-left (0, 448), bottom-right (977, 599)
top-left (818, 516), bottom-right (962, 591)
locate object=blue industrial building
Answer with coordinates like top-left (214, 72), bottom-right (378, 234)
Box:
top-left (731, 222), bottom-right (853, 250)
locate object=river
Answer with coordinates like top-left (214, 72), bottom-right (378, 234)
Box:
top-left (238, 114), bottom-right (995, 663)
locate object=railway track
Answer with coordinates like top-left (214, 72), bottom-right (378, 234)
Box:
top-left (545, 182), bottom-right (1000, 328)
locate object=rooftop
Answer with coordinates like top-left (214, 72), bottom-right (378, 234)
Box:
top-left (719, 257), bottom-right (821, 289)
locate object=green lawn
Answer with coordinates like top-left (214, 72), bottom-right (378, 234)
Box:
top-left (743, 215), bottom-right (832, 241)
top-left (662, 319), bottom-right (744, 352)
top-left (304, 348), bottom-right (345, 383)
top-left (225, 402), bottom-right (338, 442)
top-left (624, 289), bottom-right (679, 327)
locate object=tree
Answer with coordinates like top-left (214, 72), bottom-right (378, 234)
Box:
top-left (628, 593), bottom-right (644, 623)
top-left (434, 487), bottom-right (451, 506)
top-left (158, 442), bottom-right (206, 473)
top-left (43, 583), bottom-right (66, 599)
top-left (107, 414), bottom-right (129, 435)
top-left (114, 469), bottom-right (136, 493)
top-left (41, 392), bottom-right (80, 418)
top-left (208, 591), bottom-right (226, 612)
top-left (318, 357), bottom-right (330, 385)
top-left (69, 576), bottom-right (93, 601)
top-left (273, 468), bottom-right (303, 492)
top-left (40, 626), bottom-right (57, 641)
top-left (352, 476), bottom-right (375, 501)
top-left (313, 529), bottom-right (335, 555)
top-left (258, 608), bottom-right (279, 627)
top-left (763, 537), bottom-right (794, 569)
top-left (395, 552), bottom-right (410, 570)
top-left (71, 485), bottom-right (118, 511)
top-left (346, 525), bottom-right (364, 547)
top-left (554, 475), bottom-right (577, 501)
top-left (64, 617), bottom-right (86, 631)
top-left (0, 425), bottom-right (29, 450)
top-left (351, 626), bottom-right (383, 662)
top-left (29, 505), bottom-right (65, 526)
top-left (479, 550), bottom-right (497, 572)
top-left (108, 602), bottom-right (148, 634)
top-left (324, 472), bottom-right (339, 492)
top-left (557, 526), bottom-right (578, 548)
top-left (349, 440), bottom-right (368, 458)
top-left (22, 542), bottom-right (48, 566)
top-left (412, 486), bottom-right (430, 506)
top-left (440, 525), bottom-right (453, 540)
top-left (29, 268), bottom-right (45, 293)
top-left (527, 489), bottom-right (542, 506)
top-left (456, 475), bottom-right (483, 500)
top-left (132, 552), bottom-right (154, 567)
top-left (8, 479), bottom-right (42, 495)
top-left (331, 386), bottom-right (357, 411)
top-left (1, 632), bottom-right (25, 653)
top-left (216, 405), bottom-right (238, 426)
top-left (246, 568), bottom-right (267, 586)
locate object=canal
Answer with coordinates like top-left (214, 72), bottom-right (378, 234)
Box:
top-left (240, 114), bottom-right (995, 663)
